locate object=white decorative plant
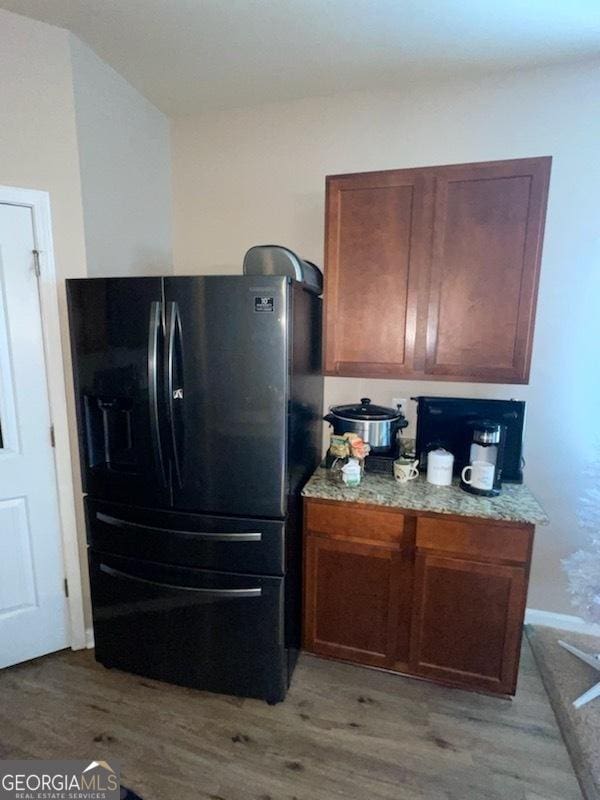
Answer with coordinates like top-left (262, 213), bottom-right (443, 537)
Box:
top-left (563, 457), bottom-right (600, 624)
top-left (559, 457), bottom-right (600, 708)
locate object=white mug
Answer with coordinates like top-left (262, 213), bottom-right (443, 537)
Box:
top-left (461, 461), bottom-right (495, 491)
top-left (394, 459), bottom-right (419, 484)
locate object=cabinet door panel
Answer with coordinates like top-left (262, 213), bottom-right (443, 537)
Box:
top-left (425, 157), bottom-right (551, 383)
top-left (324, 170), bottom-right (429, 377)
top-left (304, 535), bottom-right (400, 668)
top-left (410, 553), bottom-right (526, 693)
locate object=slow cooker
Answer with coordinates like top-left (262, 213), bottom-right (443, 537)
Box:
top-left (323, 397), bottom-right (408, 453)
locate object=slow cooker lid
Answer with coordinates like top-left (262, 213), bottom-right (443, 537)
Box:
top-left (330, 397), bottom-right (402, 421)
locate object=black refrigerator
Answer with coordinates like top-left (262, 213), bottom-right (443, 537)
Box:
top-left (67, 275), bottom-right (323, 703)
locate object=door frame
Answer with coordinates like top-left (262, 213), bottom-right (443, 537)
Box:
top-left (0, 184), bottom-right (86, 651)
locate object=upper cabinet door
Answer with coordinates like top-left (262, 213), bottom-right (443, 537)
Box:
top-left (323, 157), bottom-right (551, 384)
top-left (424, 157), bottom-right (551, 383)
top-left (323, 169), bottom-right (430, 377)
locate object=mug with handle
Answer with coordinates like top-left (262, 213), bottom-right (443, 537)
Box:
top-left (461, 461), bottom-right (495, 491)
top-left (394, 458), bottom-right (419, 484)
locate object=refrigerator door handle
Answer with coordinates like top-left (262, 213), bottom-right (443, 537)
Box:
top-left (96, 512), bottom-right (262, 541)
top-left (148, 301), bottom-right (167, 488)
top-left (99, 563), bottom-right (262, 597)
top-left (166, 300), bottom-right (184, 487)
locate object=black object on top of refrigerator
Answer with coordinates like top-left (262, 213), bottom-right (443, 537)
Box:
top-left (67, 275), bottom-right (323, 703)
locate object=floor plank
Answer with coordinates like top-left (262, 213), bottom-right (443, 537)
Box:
top-left (0, 640), bottom-right (582, 800)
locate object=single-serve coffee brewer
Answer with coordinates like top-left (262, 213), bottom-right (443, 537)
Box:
top-left (460, 420), bottom-right (507, 497)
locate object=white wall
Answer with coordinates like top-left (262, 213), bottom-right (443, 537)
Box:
top-left (70, 36), bottom-right (172, 278)
top-left (172, 59), bottom-right (600, 615)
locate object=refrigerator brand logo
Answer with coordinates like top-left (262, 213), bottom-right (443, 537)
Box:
top-left (254, 296), bottom-right (274, 313)
top-left (0, 760), bottom-right (120, 800)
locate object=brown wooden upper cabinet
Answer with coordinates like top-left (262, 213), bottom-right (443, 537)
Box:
top-left (323, 157), bottom-right (551, 383)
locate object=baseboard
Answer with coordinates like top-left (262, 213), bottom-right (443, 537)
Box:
top-left (85, 627), bottom-right (95, 649)
top-left (525, 608), bottom-right (600, 636)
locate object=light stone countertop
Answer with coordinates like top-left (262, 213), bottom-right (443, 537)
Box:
top-left (302, 466), bottom-right (549, 525)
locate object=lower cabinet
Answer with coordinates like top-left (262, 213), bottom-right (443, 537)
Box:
top-left (303, 498), bottom-right (534, 696)
top-left (304, 536), bottom-right (413, 668)
top-left (409, 553), bottom-right (527, 694)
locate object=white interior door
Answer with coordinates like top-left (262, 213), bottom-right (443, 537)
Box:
top-left (0, 203), bottom-right (68, 667)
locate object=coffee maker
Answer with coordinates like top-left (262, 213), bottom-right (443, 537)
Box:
top-left (413, 396), bottom-right (525, 482)
top-left (460, 420), bottom-right (507, 497)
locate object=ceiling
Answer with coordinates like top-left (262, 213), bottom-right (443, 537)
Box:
top-left (2, 0), bottom-right (599, 115)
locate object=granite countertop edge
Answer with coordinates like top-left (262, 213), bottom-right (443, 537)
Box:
top-left (302, 467), bottom-right (549, 526)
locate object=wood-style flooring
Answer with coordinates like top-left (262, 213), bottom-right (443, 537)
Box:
top-left (0, 641), bottom-right (582, 800)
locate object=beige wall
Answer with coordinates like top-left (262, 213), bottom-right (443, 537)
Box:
top-left (0, 8), bottom-right (90, 621)
top-left (0, 8), bottom-right (174, 630)
top-left (0, 10), bottom-right (87, 285)
top-left (172, 58), bottom-right (600, 616)
top-left (70, 36), bottom-right (172, 278)
top-left (2, 4), bottom-right (594, 622)
top-left (66, 35), bottom-right (172, 622)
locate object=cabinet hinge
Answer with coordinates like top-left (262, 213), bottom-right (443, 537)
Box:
top-left (32, 250), bottom-right (41, 277)
top-left (63, 578), bottom-right (69, 598)
top-left (50, 424), bottom-right (56, 448)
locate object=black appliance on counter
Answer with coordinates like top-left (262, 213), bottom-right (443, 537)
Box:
top-left (363, 445), bottom-right (402, 475)
top-left (67, 275), bottom-right (323, 703)
top-left (414, 396), bottom-right (525, 482)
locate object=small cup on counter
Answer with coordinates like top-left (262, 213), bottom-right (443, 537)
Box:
top-left (393, 458), bottom-right (419, 484)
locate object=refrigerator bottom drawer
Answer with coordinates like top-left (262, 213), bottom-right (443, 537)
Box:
top-left (88, 550), bottom-right (288, 703)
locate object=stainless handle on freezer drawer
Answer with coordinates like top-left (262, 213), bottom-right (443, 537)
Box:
top-left (96, 512), bottom-right (262, 541)
top-left (99, 563), bottom-right (262, 597)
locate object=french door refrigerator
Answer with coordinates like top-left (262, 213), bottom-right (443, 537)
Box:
top-left (67, 275), bottom-right (322, 703)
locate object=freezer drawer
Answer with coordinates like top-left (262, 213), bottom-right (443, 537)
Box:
top-left (89, 550), bottom-right (287, 702)
top-left (86, 497), bottom-right (286, 575)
